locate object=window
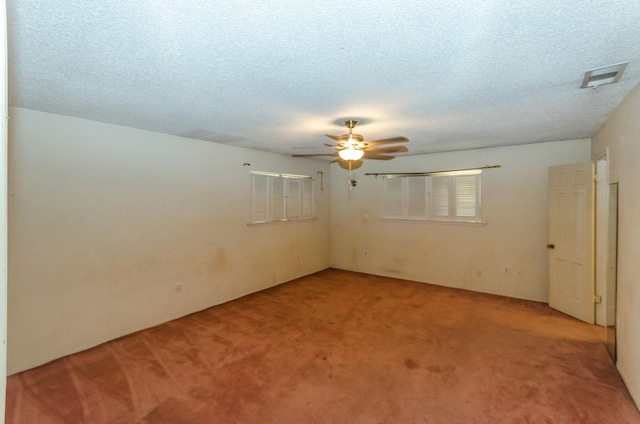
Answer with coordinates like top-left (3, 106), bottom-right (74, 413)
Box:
top-left (383, 171), bottom-right (482, 223)
top-left (250, 171), bottom-right (314, 224)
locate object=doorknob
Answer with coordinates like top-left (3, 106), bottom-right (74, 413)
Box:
top-left (547, 244), bottom-right (555, 249)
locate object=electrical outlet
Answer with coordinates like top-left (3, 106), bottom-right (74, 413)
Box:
top-left (363, 250), bottom-right (369, 257)
top-left (176, 284), bottom-right (183, 293)
top-left (503, 266), bottom-right (511, 275)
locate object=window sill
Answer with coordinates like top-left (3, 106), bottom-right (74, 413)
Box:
top-left (247, 217), bottom-right (318, 227)
top-left (379, 218), bottom-right (487, 226)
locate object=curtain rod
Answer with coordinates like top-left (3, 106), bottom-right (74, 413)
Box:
top-left (364, 165), bottom-right (501, 177)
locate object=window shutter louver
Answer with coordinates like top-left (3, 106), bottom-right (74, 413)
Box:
top-left (430, 176), bottom-right (450, 218)
top-left (407, 177), bottom-right (427, 218)
top-left (384, 177), bottom-right (405, 218)
top-left (287, 179), bottom-right (301, 219)
top-left (271, 177), bottom-right (285, 220)
top-left (301, 179), bottom-right (313, 218)
top-left (251, 174), bottom-right (270, 223)
top-left (455, 175), bottom-right (478, 218)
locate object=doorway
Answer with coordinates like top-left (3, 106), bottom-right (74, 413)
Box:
top-left (594, 155), bottom-right (618, 361)
top-left (548, 159), bottom-right (618, 359)
top-left (605, 182), bottom-right (618, 360)
top-left (595, 156), bottom-right (618, 362)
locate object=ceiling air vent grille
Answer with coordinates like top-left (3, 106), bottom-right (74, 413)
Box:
top-left (581, 62), bottom-right (628, 88)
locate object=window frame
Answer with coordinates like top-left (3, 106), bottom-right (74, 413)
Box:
top-left (250, 171), bottom-right (315, 225)
top-left (382, 171), bottom-right (483, 224)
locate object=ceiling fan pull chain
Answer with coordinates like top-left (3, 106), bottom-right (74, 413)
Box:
top-left (348, 160), bottom-right (357, 190)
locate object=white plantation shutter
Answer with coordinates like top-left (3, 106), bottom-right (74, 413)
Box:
top-left (384, 177), bottom-right (404, 218)
top-left (430, 176), bottom-right (450, 219)
top-left (251, 173), bottom-right (270, 223)
top-left (287, 179), bottom-right (301, 219)
top-left (383, 173), bottom-right (481, 222)
top-left (301, 179), bottom-right (313, 217)
top-left (455, 175), bottom-right (479, 219)
top-left (271, 176), bottom-right (285, 220)
top-left (250, 172), bottom-right (314, 224)
top-left (407, 177), bottom-right (427, 218)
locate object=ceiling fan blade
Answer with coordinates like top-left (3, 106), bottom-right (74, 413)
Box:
top-left (292, 152), bottom-right (339, 158)
top-left (364, 136), bottom-right (409, 146)
top-left (293, 127), bottom-right (408, 161)
top-left (324, 143), bottom-right (343, 149)
top-left (366, 145), bottom-right (408, 154)
top-left (324, 134), bottom-right (341, 142)
top-left (363, 152), bottom-right (396, 160)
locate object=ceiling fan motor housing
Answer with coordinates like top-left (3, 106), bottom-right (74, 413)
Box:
top-left (339, 133), bottom-right (364, 144)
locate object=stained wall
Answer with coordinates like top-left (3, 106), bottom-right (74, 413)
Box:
top-left (8, 107), bottom-right (331, 373)
top-left (330, 139), bottom-right (591, 302)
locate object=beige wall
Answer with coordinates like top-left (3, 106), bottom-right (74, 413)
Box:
top-left (8, 108), bottom-right (331, 374)
top-left (330, 139), bottom-right (591, 302)
top-left (1, 0), bottom-right (8, 418)
top-left (592, 82), bottom-right (640, 406)
top-left (9, 102), bottom-right (635, 408)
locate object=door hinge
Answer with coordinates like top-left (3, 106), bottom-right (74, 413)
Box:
top-left (594, 173), bottom-right (601, 182)
top-left (594, 294), bottom-right (603, 304)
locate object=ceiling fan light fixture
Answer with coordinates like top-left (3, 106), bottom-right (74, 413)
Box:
top-left (338, 145), bottom-right (365, 161)
top-left (293, 118), bottom-right (408, 162)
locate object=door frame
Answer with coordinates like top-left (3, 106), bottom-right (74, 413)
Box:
top-left (595, 156), bottom-right (609, 326)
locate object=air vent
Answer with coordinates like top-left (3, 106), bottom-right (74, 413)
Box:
top-left (581, 62), bottom-right (628, 88)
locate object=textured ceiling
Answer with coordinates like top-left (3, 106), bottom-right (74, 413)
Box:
top-left (7, 0), bottom-right (640, 159)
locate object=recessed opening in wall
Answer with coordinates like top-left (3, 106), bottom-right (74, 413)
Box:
top-left (249, 171), bottom-right (315, 225)
top-left (382, 171), bottom-right (482, 223)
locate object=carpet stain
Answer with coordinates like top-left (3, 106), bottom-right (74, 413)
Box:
top-left (404, 358), bottom-right (419, 369)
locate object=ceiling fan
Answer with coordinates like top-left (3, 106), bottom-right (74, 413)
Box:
top-left (292, 120), bottom-right (409, 161)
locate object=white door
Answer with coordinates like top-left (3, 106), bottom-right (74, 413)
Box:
top-left (548, 162), bottom-right (595, 323)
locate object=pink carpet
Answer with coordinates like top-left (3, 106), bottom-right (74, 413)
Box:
top-left (6, 269), bottom-right (640, 423)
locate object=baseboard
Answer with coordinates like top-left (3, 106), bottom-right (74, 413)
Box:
top-left (618, 366), bottom-right (640, 411)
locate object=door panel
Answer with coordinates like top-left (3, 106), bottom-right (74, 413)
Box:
top-left (548, 162), bottom-right (595, 323)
